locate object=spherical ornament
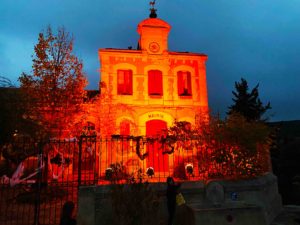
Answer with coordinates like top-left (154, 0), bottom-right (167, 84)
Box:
top-left (185, 163), bottom-right (194, 175)
top-left (146, 167), bottom-right (154, 177)
top-left (105, 167), bottom-right (113, 180)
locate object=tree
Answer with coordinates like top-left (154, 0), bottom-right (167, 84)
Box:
top-left (160, 113), bottom-right (272, 179)
top-left (228, 78), bottom-right (271, 121)
top-left (80, 82), bottom-right (137, 138)
top-left (0, 76), bottom-right (43, 146)
top-left (0, 77), bottom-right (46, 181)
top-left (19, 26), bottom-right (87, 138)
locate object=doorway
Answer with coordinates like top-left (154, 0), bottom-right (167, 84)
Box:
top-left (146, 120), bottom-right (169, 173)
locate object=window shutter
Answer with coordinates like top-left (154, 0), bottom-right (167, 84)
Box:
top-left (117, 70), bottom-right (124, 94)
top-left (148, 70), bottom-right (162, 95)
top-left (117, 70), bottom-right (133, 95)
top-left (153, 71), bottom-right (162, 95)
top-left (178, 71), bottom-right (192, 96)
top-left (148, 70), bottom-right (154, 95)
top-left (178, 71), bottom-right (184, 95)
top-left (126, 70), bottom-right (133, 94)
top-left (187, 72), bottom-right (192, 95)
top-left (120, 121), bottom-right (130, 136)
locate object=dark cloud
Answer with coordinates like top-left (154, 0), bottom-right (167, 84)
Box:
top-left (1, 0), bottom-right (300, 121)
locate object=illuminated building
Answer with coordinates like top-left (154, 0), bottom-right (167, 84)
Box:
top-left (97, 7), bottom-right (209, 138)
top-left (76, 6), bottom-right (210, 176)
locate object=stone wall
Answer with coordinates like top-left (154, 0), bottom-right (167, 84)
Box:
top-left (77, 173), bottom-right (282, 225)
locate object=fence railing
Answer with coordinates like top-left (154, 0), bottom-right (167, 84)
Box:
top-left (0, 135), bottom-right (271, 224)
top-left (77, 135), bottom-right (271, 185)
top-left (0, 139), bottom-right (79, 225)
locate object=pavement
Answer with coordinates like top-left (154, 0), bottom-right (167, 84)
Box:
top-left (271, 205), bottom-right (300, 225)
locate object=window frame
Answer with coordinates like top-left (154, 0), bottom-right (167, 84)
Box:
top-left (117, 69), bottom-right (133, 95)
top-left (148, 70), bottom-right (163, 96)
top-left (177, 71), bottom-right (192, 97)
top-left (120, 120), bottom-right (130, 136)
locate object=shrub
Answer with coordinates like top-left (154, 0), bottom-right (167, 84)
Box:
top-left (110, 177), bottom-right (162, 225)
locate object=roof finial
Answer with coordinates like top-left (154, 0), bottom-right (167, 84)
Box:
top-left (149, 0), bottom-right (157, 18)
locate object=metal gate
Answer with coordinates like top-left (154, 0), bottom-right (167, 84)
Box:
top-left (0, 137), bottom-right (85, 225)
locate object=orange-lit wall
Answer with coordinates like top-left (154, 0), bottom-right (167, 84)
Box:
top-left (96, 17), bottom-right (208, 136)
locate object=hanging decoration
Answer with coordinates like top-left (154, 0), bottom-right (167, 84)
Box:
top-left (135, 136), bottom-right (149, 160)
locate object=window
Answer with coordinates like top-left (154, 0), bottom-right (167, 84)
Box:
top-left (120, 120), bottom-right (130, 150)
top-left (82, 121), bottom-right (96, 136)
top-left (120, 120), bottom-right (130, 136)
top-left (117, 70), bottom-right (133, 95)
top-left (177, 71), bottom-right (192, 96)
top-left (148, 70), bottom-right (163, 96)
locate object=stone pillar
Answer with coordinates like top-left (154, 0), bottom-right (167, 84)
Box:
top-left (77, 186), bottom-right (96, 225)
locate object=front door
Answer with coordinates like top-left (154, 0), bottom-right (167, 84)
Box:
top-left (146, 120), bottom-right (169, 173)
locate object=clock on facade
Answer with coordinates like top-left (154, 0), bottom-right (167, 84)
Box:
top-left (149, 42), bottom-right (160, 53)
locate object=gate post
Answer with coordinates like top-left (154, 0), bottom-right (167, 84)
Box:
top-left (78, 136), bottom-right (83, 187)
top-left (33, 142), bottom-right (43, 225)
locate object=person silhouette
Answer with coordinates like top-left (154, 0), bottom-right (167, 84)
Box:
top-left (166, 177), bottom-right (181, 225)
top-left (60, 201), bottom-right (77, 225)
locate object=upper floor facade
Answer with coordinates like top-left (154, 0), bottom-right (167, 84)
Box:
top-left (98, 17), bottom-right (208, 110)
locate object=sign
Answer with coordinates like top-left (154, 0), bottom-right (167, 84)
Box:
top-left (148, 113), bottom-right (164, 119)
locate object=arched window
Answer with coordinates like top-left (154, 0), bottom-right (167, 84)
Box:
top-left (82, 121), bottom-right (96, 136)
top-left (120, 120), bottom-right (130, 136)
top-left (117, 70), bottom-right (133, 95)
top-left (85, 121), bottom-right (95, 131)
top-left (177, 71), bottom-right (192, 96)
top-left (120, 120), bottom-right (131, 151)
top-left (148, 70), bottom-right (163, 96)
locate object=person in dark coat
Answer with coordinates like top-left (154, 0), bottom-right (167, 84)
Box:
top-left (166, 177), bottom-right (181, 225)
top-left (174, 193), bottom-right (195, 225)
top-left (60, 201), bottom-right (77, 225)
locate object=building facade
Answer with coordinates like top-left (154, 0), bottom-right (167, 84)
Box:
top-left (97, 12), bottom-right (209, 138)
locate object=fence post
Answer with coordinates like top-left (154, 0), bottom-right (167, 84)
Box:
top-left (33, 142), bottom-right (43, 225)
top-left (78, 136), bottom-right (83, 187)
top-left (92, 136), bottom-right (97, 185)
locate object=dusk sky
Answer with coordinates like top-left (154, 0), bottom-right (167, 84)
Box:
top-left (1, 0), bottom-right (300, 121)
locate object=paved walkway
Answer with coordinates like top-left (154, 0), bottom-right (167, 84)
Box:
top-left (271, 205), bottom-right (300, 225)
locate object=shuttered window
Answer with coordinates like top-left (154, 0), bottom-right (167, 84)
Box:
top-left (117, 70), bottom-right (133, 95)
top-left (148, 70), bottom-right (163, 96)
top-left (120, 120), bottom-right (130, 150)
top-left (120, 120), bottom-right (130, 136)
top-left (177, 71), bottom-right (192, 96)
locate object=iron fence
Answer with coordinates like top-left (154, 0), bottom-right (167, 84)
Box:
top-left (0, 139), bottom-right (79, 225)
top-left (0, 135), bottom-right (271, 224)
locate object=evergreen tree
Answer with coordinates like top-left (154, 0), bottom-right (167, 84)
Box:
top-left (19, 26), bottom-right (87, 138)
top-left (228, 78), bottom-right (271, 121)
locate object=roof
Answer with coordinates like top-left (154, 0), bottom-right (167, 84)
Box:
top-left (99, 48), bottom-right (207, 58)
top-left (137, 17), bottom-right (171, 35)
